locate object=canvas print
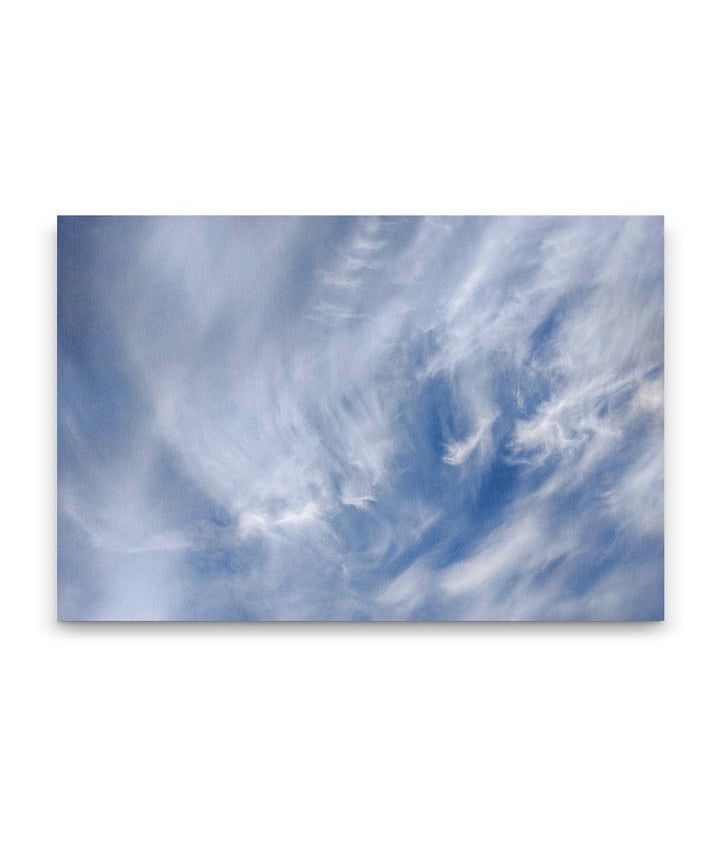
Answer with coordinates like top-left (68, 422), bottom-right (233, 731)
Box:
top-left (57, 216), bottom-right (664, 621)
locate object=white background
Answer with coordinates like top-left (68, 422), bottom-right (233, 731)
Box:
top-left (2, 1), bottom-right (718, 853)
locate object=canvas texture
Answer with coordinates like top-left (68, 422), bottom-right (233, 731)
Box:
top-left (57, 216), bottom-right (664, 620)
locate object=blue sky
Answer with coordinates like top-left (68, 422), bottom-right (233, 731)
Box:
top-left (57, 216), bottom-right (663, 620)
